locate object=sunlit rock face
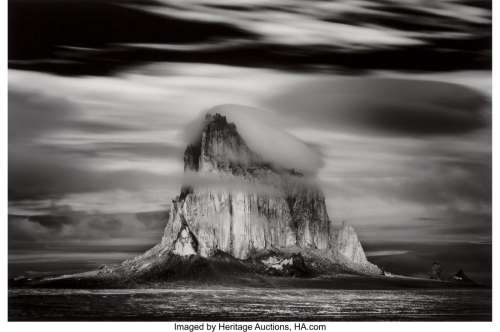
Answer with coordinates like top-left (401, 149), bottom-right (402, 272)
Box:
top-left (330, 222), bottom-right (380, 275)
top-left (161, 113), bottom-right (332, 259)
top-left (153, 111), bottom-right (379, 274)
top-left (334, 222), bottom-right (369, 264)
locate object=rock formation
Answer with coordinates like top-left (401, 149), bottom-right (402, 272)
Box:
top-left (450, 269), bottom-right (477, 285)
top-left (429, 262), bottom-right (443, 280)
top-left (11, 109), bottom-right (380, 289)
top-left (115, 111), bottom-right (380, 279)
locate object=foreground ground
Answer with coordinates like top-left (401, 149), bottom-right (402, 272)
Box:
top-left (9, 285), bottom-right (491, 321)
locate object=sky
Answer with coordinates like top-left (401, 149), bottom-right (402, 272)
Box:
top-left (8, 0), bottom-right (491, 279)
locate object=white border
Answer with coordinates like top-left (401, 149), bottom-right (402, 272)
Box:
top-left (1, 0), bottom-right (9, 326)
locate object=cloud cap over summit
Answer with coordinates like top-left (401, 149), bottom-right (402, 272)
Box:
top-left (185, 104), bottom-right (324, 175)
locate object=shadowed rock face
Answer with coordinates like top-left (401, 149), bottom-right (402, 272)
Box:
top-left (118, 112), bottom-right (380, 277)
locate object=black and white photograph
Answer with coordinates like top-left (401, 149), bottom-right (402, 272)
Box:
top-left (5, 0), bottom-right (494, 323)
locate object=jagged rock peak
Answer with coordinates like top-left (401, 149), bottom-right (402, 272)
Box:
top-left (184, 112), bottom-right (301, 176)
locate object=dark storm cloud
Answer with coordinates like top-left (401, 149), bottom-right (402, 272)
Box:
top-left (8, 209), bottom-right (169, 252)
top-left (9, 207), bottom-right (168, 244)
top-left (267, 77), bottom-right (489, 136)
top-left (8, 0), bottom-right (491, 75)
top-left (12, 214), bottom-right (76, 233)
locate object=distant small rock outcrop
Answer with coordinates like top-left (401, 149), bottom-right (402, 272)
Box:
top-left (429, 262), bottom-right (443, 280)
top-left (450, 269), bottom-right (477, 285)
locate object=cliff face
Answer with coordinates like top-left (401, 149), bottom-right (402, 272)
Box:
top-left (162, 113), bottom-right (332, 259)
top-left (120, 112), bottom-right (380, 277)
top-left (331, 222), bottom-right (380, 274)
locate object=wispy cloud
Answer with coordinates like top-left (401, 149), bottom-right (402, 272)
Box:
top-left (8, 62), bottom-right (491, 246)
top-left (9, 0), bottom-right (491, 75)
